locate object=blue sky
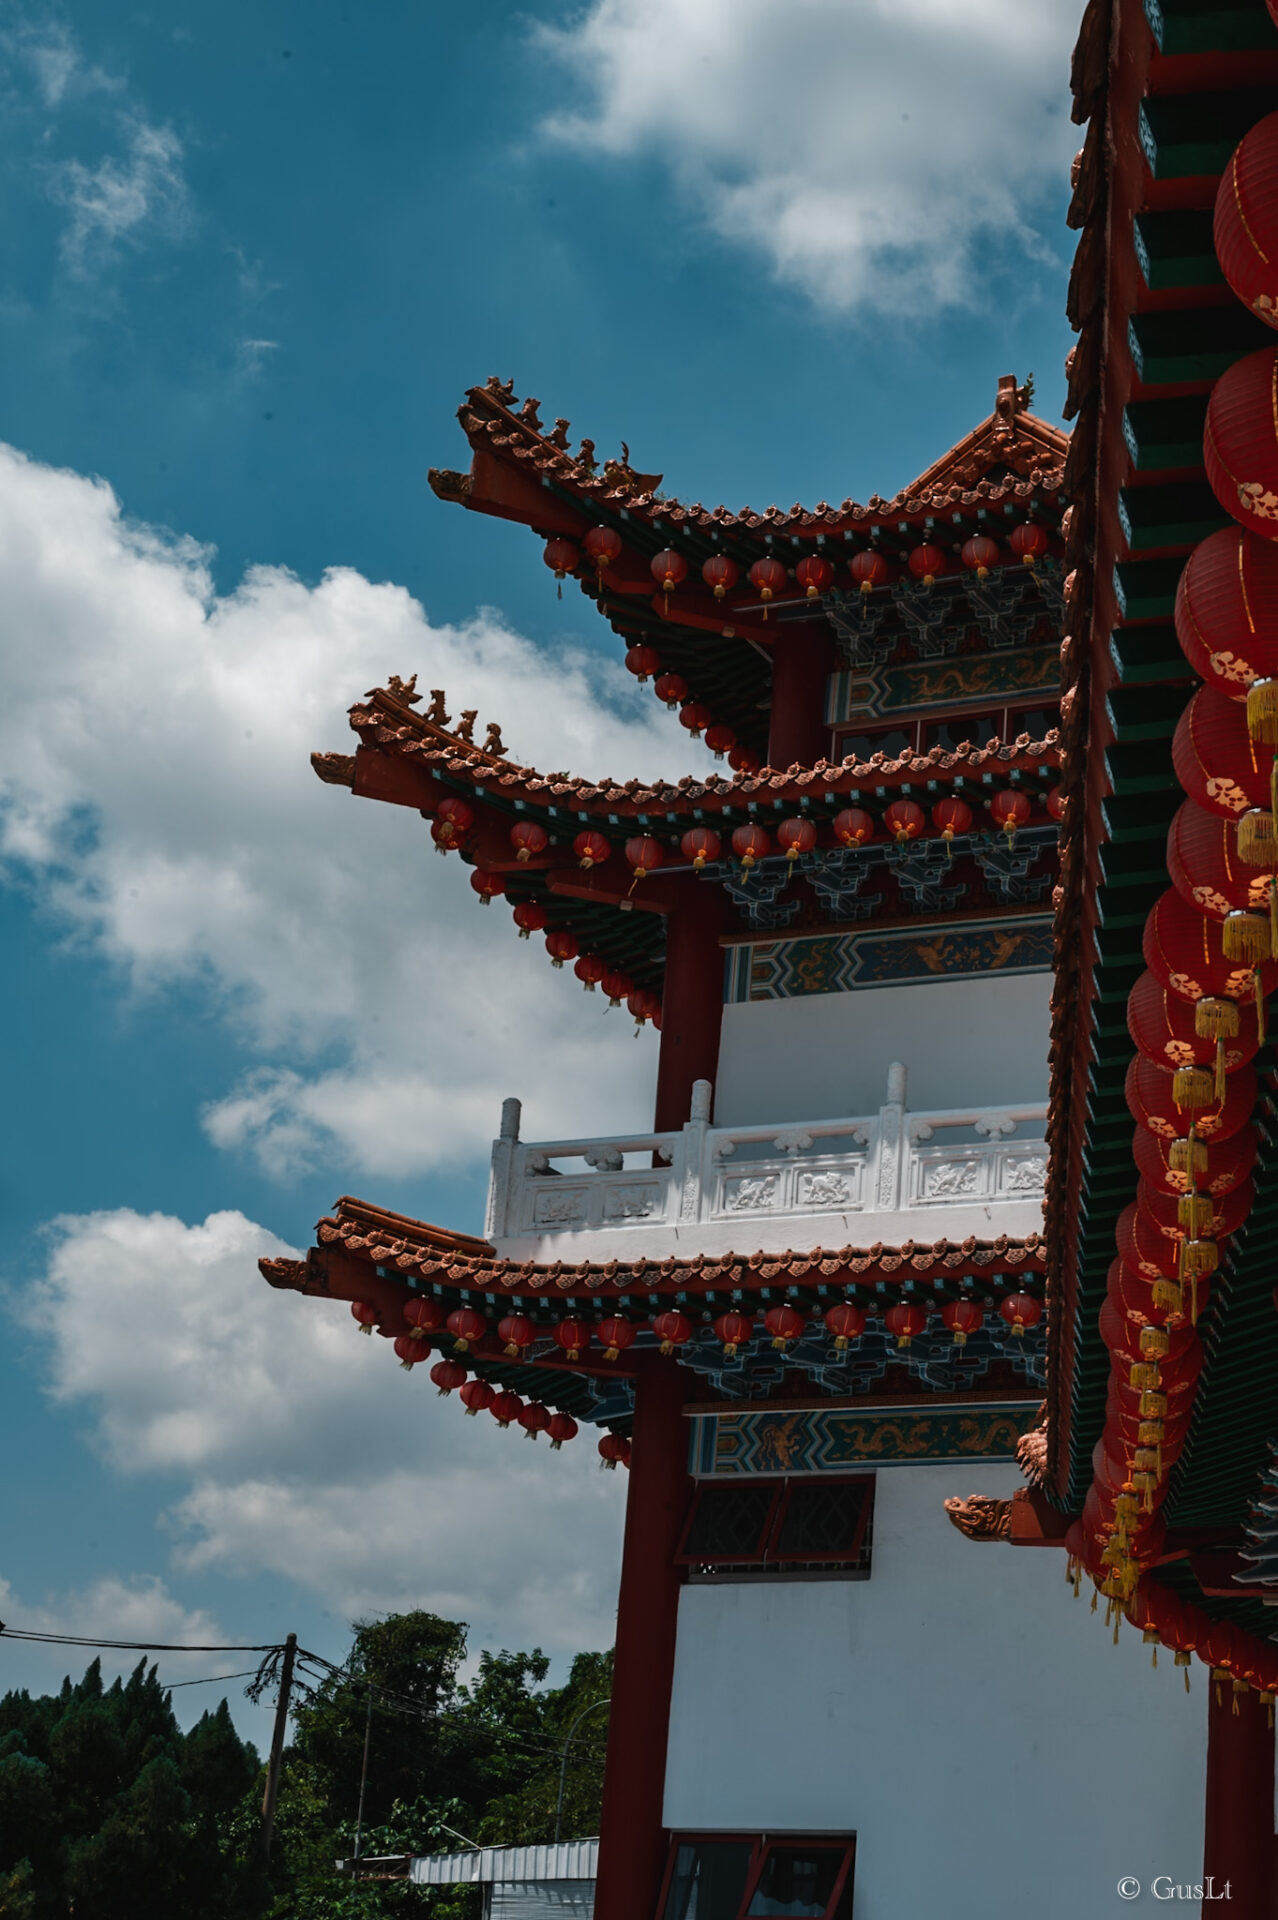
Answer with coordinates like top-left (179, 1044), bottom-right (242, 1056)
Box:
top-left (0, 0), bottom-right (1080, 1737)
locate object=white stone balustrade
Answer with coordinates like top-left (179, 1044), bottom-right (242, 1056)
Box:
top-left (486, 1066), bottom-right (1047, 1262)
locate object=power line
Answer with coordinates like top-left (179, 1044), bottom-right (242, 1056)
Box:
top-left (162, 1668), bottom-right (264, 1689)
top-left (0, 1626), bottom-right (278, 1653)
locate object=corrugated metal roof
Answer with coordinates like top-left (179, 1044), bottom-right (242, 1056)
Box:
top-left (410, 1839), bottom-right (599, 1887)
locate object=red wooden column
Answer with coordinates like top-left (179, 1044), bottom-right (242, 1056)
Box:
top-left (594, 1357), bottom-right (692, 1920)
top-left (1203, 1678), bottom-right (1276, 1913)
top-left (654, 884), bottom-right (724, 1133)
top-left (767, 628), bottom-right (835, 771)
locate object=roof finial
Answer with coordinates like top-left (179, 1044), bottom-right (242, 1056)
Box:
top-left (425, 689), bottom-right (449, 726)
top-left (483, 721), bottom-right (507, 757)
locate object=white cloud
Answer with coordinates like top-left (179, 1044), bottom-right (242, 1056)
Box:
top-left (537, 0), bottom-right (1080, 315)
top-left (0, 441), bottom-right (697, 1178)
top-left (52, 115), bottom-right (190, 271)
top-left (17, 1208), bottom-right (626, 1656)
top-left (0, 1571), bottom-right (233, 1706)
top-left (0, 17), bottom-right (117, 109)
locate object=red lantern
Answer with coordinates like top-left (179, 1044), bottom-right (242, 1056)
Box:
top-left (573, 830), bottom-right (610, 869)
top-left (679, 703), bottom-right (714, 736)
top-left (627, 988), bottom-right (661, 1031)
top-left (546, 929), bottom-right (579, 969)
top-left (625, 643), bottom-right (661, 682)
top-left (351, 1301), bottom-right (378, 1335)
top-left (404, 1296), bottom-right (444, 1338)
top-left (1172, 685), bottom-right (1275, 819)
top-left (833, 807), bottom-right (874, 847)
top-left (470, 870), bottom-right (505, 905)
top-left (510, 820), bottom-right (548, 863)
top-left (601, 968), bottom-right (633, 1007)
top-left (777, 817), bottom-right (817, 863)
top-left (1175, 526), bottom-right (1278, 696)
top-left (1144, 886), bottom-right (1277, 1008)
top-left (942, 1299), bottom-right (985, 1346)
top-left (446, 1306), bottom-right (486, 1352)
top-left (795, 555), bottom-right (834, 598)
top-left (554, 1318), bottom-right (592, 1361)
top-left (651, 548), bottom-right (688, 606)
top-left (654, 672), bottom-right (688, 710)
top-left (1127, 966), bottom-right (1258, 1075)
top-left (907, 543), bottom-right (946, 586)
top-left (513, 900), bottom-right (547, 940)
top-left (460, 1378), bottom-right (495, 1416)
top-left (1204, 347), bottom-right (1278, 538)
top-left (961, 534), bottom-right (1000, 579)
top-left (714, 1311), bottom-right (754, 1358)
top-left (548, 1411), bottom-right (578, 1450)
top-left (1215, 116), bottom-right (1278, 329)
top-left (849, 550), bottom-right (889, 595)
top-left (543, 538), bottom-right (578, 593)
top-left (1167, 801), bottom-right (1273, 919)
top-left (998, 1292), bottom-right (1043, 1337)
top-left (432, 796), bottom-right (474, 853)
top-left (625, 835), bottom-right (664, 882)
top-left (497, 1314), bottom-right (535, 1357)
top-left (1126, 1055), bottom-right (1256, 1142)
top-left (1141, 1177), bottom-right (1253, 1244)
top-left (653, 1310), bottom-right (693, 1354)
top-left (491, 1391), bottom-right (524, 1428)
top-left (884, 799), bottom-right (925, 844)
top-left (764, 1303), bottom-right (805, 1350)
top-left (1133, 1123), bottom-right (1258, 1198)
top-left (702, 554), bottom-right (739, 599)
top-left (990, 788), bottom-right (1032, 846)
top-left (731, 824), bottom-right (771, 869)
top-left (824, 1301), bottom-right (865, 1349)
top-left (748, 557), bottom-right (787, 616)
top-left (598, 1316), bottom-right (635, 1362)
top-left (1046, 784), bottom-right (1067, 820)
top-left (519, 1401), bottom-right (552, 1440)
top-left (932, 796), bottom-right (973, 844)
top-left (729, 744), bottom-right (762, 774)
top-left (394, 1332), bottom-right (430, 1368)
top-left (681, 826), bottom-right (722, 869)
top-left (885, 1301), bottom-right (927, 1348)
top-left (1009, 522), bottom-right (1050, 566)
top-left (575, 953), bottom-right (608, 992)
top-left (430, 1358), bottom-right (467, 1396)
top-left (598, 1432), bottom-right (630, 1470)
top-left (704, 723), bottom-right (736, 759)
top-left (584, 525), bottom-right (622, 577)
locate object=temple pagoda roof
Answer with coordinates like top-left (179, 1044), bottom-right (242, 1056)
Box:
top-left (426, 375), bottom-right (1070, 756)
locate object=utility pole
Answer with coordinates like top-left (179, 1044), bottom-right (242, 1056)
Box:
top-left (352, 1688), bottom-right (375, 1871)
top-left (260, 1632), bottom-right (297, 1864)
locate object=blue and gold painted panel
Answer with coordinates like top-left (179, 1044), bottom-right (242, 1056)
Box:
top-left (827, 643), bottom-right (1061, 725)
top-left (723, 915), bottom-right (1053, 1003)
top-left (689, 1401), bottom-right (1040, 1476)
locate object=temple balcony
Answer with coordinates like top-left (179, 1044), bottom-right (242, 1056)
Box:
top-left (486, 1063), bottom-right (1046, 1263)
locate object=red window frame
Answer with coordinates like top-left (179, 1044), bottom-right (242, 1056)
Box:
top-left (833, 697), bottom-right (1060, 765)
top-left (655, 1832), bottom-right (856, 1920)
top-left (674, 1476), bottom-right (874, 1570)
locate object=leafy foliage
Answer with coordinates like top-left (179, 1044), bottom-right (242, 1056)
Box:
top-left (0, 1615), bottom-right (609, 1920)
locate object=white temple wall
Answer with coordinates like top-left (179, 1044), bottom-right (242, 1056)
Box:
top-left (663, 1463), bottom-right (1207, 1918)
top-left (713, 973), bottom-right (1051, 1126)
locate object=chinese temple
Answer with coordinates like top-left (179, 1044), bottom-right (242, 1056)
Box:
top-left (258, 0), bottom-right (1278, 1910)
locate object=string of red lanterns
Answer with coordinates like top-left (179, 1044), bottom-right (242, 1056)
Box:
top-left (1078, 105), bottom-right (1278, 1684)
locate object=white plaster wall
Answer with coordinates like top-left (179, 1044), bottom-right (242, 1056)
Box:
top-left (663, 1464), bottom-right (1207, 1919)
top-left (714, 974), bottom-right (1051, 1125)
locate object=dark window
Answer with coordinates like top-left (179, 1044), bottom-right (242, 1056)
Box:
top-left (744, 1843), bottom-right (854, 1918)
top-left (661, 1840), bottom-right (755, 1920)
top-left (659, 1838), bottom-right (855, 1920)
top-left (839, 724), bottom-right (917, 763)
top-left (679, 1483), bottom-right (780, 1564)
top-left (678, 1478), bottom-right (873, 1578)
top-left (1007, 703), bottom-right (1059, 740)
top-left (774, 1480), bottom-right (871, 1563)
top-left (922, 709), bottom-right (1000, 753)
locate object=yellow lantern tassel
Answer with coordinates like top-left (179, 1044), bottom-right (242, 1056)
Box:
top-left (1257, 966), bottom-right (1268, 1042)
top-left (1152, 1277), bottom-right (1184, 1315)
top-left (1233, 1679), bottom-right (1248, 1716)
top-left (1247, 678), bottom-right (1278, 745)
top-left (1144, 1627), bottom-right (1160, 1668)
top-left (1139, 1324), bottom-right (1170, 1360)
top-left (1172, 1065), bottom-right (1215, 1112)
top-left (1194, 998), bottom-right (1237, 1104)
top-left (1238, 807), bottom-right (1278, 867)
top-left (1090, 1587), bottom-right (1098, 1613)
top-left (1175, 1650), bottom-right (1191, 1692)
top-left (1169, 1130), bottom-right (1207, 1179)
top-left (1262, 1689), bottom-right (1275, 1729)
top-left (1177, 1191), bottom-right (1214, 1237)
top-left (1223, 910), bottom-right (1270, 964)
